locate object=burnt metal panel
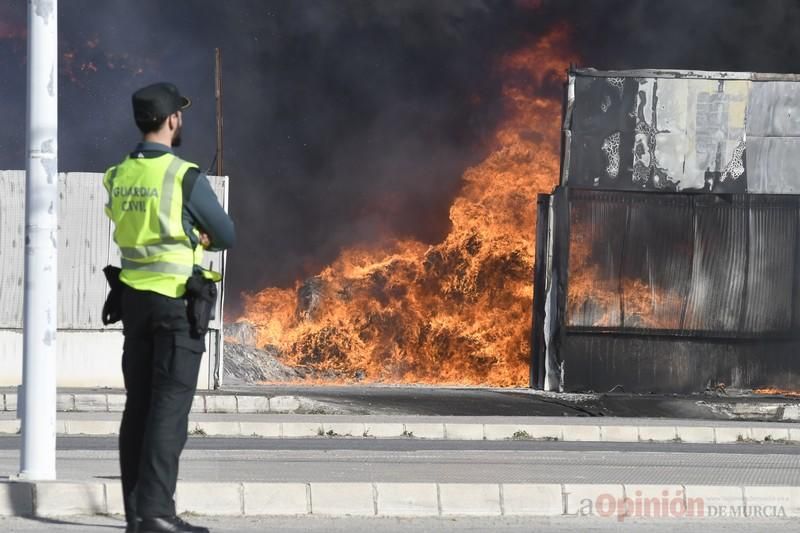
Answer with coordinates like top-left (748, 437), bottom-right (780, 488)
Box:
top-left (682, 196), bottom-right (749, 331)
top-left (538, 67), bottom-right (800, 393)
top-left (568, 69), bottom-right (800, 195)
top-left (745, 137), bottom-right (800, 195)
top-left (568, 76), bottom-right (749, 193)
top-left (568, 76), bottom-right (637, 189)
top-left (795, 206), bottom-right (800, 332)
top-left (620, 194), bottom-right (693, 330)
top-left (560, 70), bottom-right (800, 193)
top-left (540, 186), bottom-right (571, 391)
top-left (562, 332), bottom-right (800, 394)
top-left (567, 191), bottom-right (701, 332)
top-left (564, 190), bottom-right (800, 337)
top-left (551, 189), bottom-right (800, 392)
top-left (530, 194), bottom-right (551, 389)
top-left (572, 68), bottom-right (800, 82)
top-left (567, 190), bottom-right (626, 327)
top-left (571, 76), bottom-right (636, 135)
top-left (742, 197), bottom-right (797, 332)
top-left (746, 81), bottom-right (800, 137)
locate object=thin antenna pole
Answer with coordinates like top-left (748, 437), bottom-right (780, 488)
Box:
top-left (215, 47), bottom-right (224, 177)
top-left (20, 0), bottom-right (58, 480)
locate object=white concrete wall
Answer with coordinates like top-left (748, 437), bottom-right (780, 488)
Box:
top-left (0, 330), bottom-right (211, 389)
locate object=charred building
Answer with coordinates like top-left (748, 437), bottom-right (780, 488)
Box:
top-left (532, 68), bottom-right (800, 394)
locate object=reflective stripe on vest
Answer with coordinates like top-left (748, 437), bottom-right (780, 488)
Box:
top-left (121, 257), bottom-right (194, 276)
top-left (119, 237), bottom-right (191, 259)
top-left (157, 157), bottom-right (184, 241)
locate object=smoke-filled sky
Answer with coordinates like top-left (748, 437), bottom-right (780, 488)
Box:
top-left (2, 0), bottom-right (800, 313)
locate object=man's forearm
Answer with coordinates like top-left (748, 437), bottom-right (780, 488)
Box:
top-left (186, 175), bottom-right (236, 251)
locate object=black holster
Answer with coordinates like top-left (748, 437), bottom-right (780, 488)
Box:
top-left (101, 265), bottom-right (124, 325)
top-left (184, 273), bottom-right (218, 339)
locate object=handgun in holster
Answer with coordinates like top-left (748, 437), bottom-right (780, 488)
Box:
top-left (101, 265), bottom-right (124, 325)
top-left (184, 271), bottom-right (218, 339)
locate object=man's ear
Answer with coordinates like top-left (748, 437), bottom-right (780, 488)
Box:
top-left (168, 112), bottom-right (179, 131)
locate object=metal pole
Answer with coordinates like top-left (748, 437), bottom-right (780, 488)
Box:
top-left (215, 47), bottom-right (224, 177)
top-left (213, 47), bottom-right (225, 388)
top-left (20, 0), bottom-right (58, 480)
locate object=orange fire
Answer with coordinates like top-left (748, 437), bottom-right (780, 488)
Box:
top-left (241, 27), bottom-right (578, 386)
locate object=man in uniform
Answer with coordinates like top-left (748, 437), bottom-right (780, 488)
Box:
top-left (103, 82), bottom-right (235, 533)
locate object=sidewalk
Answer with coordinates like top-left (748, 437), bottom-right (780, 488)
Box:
top-left (0, 481), bottom-right (796, 518)
top-left (0, 411), bottom-right (797, 444)
top-left (2, 385), bottom-right (799, 421)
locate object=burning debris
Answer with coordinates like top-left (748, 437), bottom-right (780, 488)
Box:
top-left (240, 28), bottom-right (577, 386)
top-left (223, 322), bottom-right (300, 384)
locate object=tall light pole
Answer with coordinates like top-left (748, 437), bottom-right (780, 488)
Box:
top-left (20, 0), bottom-right (58, 480)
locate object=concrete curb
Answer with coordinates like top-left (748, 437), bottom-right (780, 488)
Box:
top-left (3, 392), bottom-right (345, 416)
top-left (0, 481), bottom-right (796, 518)
top-left (0, 417), bottom-right (797, 445)
top-left (3, 391), bottom-right (800, 421)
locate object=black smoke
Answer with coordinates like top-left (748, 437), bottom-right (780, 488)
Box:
top-left (1, 0), bottom-right (800, 315)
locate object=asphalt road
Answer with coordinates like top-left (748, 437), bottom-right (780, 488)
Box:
top-left (0, 437), bottom-right (798, 485)
top-left (1, 515), bottom-right (798, 532)
top-left (1, 435), bottom-right (799, 454)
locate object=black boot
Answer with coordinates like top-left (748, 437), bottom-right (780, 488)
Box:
top-left (138, 515), bottom-right (209, 533)
top-left (126, 520), bottom-right (139, 533)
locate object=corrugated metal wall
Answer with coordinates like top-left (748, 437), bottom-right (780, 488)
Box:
top-left (0, 170), bottom-right (229, 388)
top-left (567, 190), bottom-right (800, 336)
top-left (0, 171), bottom-right (26, 328)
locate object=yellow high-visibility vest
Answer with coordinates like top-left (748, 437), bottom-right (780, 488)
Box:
top-left (103, 153), bottom-right (199, 298)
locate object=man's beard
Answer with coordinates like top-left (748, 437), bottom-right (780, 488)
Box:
top-left (172, 125), bottom-right (182, 147)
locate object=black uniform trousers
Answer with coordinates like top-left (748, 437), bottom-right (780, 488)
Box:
top-left (119, 286), bottom-right (205, 521)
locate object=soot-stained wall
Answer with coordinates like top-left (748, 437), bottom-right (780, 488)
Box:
top-left (567, 69), bottom-right (800, 195)
top-left (533, 69), bottom-right (800, 393)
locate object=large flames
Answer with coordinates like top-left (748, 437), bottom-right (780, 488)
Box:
top-left (240, 27), bottom-right (577, 386)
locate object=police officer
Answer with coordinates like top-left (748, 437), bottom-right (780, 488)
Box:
top-left (103, 82), bottom-right (235, 533)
